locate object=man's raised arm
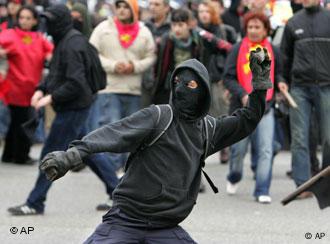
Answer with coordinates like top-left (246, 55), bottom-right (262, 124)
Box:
top-left (208, 48), bottom-right (273, 155)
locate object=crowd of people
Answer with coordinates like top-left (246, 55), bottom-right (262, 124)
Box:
top-left (0, 0), bottom-right (329, 220)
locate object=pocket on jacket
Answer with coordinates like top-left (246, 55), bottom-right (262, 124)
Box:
top-left (143, 184), bottom-right (191, 203)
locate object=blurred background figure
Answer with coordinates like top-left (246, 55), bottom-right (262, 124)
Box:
top-left (197, 0), bottom-right (237, 164)
top-left (1, 0), bottom-right (22, 30)
top-left (0, 0), bottom-right (8, 24)
top-left (280, 0), bottom-right (330, 199)
top-left (7, 4), bottom-right (119, 216)
top-left (221, 0), bottom-right (248, 39)
top-left (0, 5), bottom-right (53, 165)
top-left (71, 1), bottom-right (93, 37)
top-left (326, 0), bottom-right (330, 9)
top-left (153, 7), bottom-right (232, 105)
top-left (145, 0), bottom-right (171, 44)
top-left (92, 0), bottom-right (115, 26)
top-left (141, 0), bottom-right (171, 107)
top-left (89, 0), bottom-right (156, 171)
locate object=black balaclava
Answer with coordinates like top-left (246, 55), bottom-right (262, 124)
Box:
top-left (173, 69), bottom-right (207, 120)
top-left (42, 4), bottom-right (73, 45)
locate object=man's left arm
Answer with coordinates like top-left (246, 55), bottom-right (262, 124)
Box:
top-left (280, 23), bottom-right (294, 84)
top-left (208, 90), bottom-right (266, 155)
top-left (208, 48), bottom-right (272, 155)
top-left (273, 45), bottom-right (288, 91)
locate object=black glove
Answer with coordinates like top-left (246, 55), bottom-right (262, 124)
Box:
top-left (250, 47), bottom-right (273, 90)
top-left (39, 147), bottom-right (83, 182)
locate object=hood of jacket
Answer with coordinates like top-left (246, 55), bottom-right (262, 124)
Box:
top-left (115, 0), bottom-right (139, 23)
top-left (72, 2), bottom-right (93, 38)
top-left (229, 0), bottom-right (241, 13)
top-left (170, 59), bottom-right (211, 121)
top-left (41, 4), bottom-right (73, 44)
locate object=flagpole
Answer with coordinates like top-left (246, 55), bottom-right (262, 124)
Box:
top-left (281, 166), bottom-right (330, 206)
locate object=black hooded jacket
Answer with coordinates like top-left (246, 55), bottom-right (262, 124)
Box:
top-left (69, 59), bottom-right (266, 227)
top-left (37, 4), bottom-right (93, 112)
top-left (281, 6), bottom-right (330, 85)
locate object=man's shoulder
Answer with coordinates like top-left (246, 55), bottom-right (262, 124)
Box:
top-left (64, 30), bottom-right (86, 44)
top-left (287, 8), bottom-right (330, 27)
top-left (60, 30), bottom-right (88, 53)
top-left (287, 9), bottom-right (306, 24)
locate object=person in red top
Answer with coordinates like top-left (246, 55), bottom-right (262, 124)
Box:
top-left (0, 5), bottom-right (53, 164)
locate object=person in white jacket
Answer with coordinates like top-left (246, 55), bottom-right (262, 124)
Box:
top-left (87, 0), bottom-right (156, 210)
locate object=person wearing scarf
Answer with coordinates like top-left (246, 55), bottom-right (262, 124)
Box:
top-left (223, 11), bottom-right (288, 204)
top-left (88, 0), bottom-right (156, 201)
top-left (154, 8), bottom-right (232, 105)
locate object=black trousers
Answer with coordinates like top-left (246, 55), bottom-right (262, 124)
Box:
top-left (2, 105), bottom-right (32, 163)
top-left (84, 207), bottom-right (197, 244)
top-left (84, 223), bottom-right (197, 244)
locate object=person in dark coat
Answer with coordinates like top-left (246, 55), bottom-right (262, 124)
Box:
top-left (141, 0), bottom-right (171, 107)
top-left (7, 4), bottom-right (118, 216)
top-left (281, 0), bottom-right (330, 198)
top-left (221, 0), bottom-right (247, 38)
top-left (153, 8), bottom-right (232, 105)
top-left (38, 48), bottom-right (272, 242)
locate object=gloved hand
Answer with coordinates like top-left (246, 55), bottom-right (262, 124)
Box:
top-left (250, 47), bottom-right (273, 90)
top-left (39, 147), bottom-right (83, 181)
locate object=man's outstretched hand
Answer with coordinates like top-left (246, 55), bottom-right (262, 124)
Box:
top-left (39, 148), bottom-right (82, 182)
top-left (250, 47), bottom-right (273, 90)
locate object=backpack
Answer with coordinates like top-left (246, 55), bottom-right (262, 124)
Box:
top-left (63, 30), bottom-right (107, 93)
top-left (125, 105), bottom-right (219, 193)
top-left (85, 42), bottom-right (107, 93)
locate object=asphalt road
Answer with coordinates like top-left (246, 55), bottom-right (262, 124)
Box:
top-left (0, 145), bottom-right (329, 244)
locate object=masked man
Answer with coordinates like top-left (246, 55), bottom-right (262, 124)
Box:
top-left (7, 4), bottom-right (118, 216)
top-left (39, 49), bottom-right (272, 243)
